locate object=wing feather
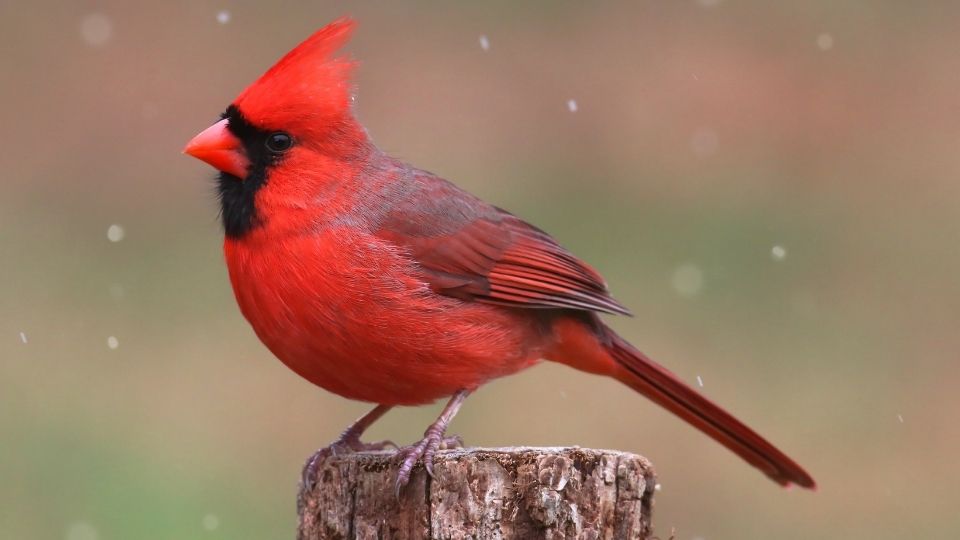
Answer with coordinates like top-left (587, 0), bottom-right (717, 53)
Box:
top-left (372, 170), bottom-right (631, 316)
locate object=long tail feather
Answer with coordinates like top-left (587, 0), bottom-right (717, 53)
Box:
top-left (602, 328), bottom-right (815, 488)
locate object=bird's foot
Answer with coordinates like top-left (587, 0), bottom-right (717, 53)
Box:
top-left (395, 428), bottom-right (463, 495)
top-left (394, 389), bottom-right (471, 496)
top-left (301, 435), bottom-right (397, 490)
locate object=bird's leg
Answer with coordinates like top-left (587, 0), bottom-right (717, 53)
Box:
top-left (395, 389), bottom-right (470, 494)
top-left (329, 404), bottom-right (397, 453)
top-left (301, 404), bottom-right (395, 489)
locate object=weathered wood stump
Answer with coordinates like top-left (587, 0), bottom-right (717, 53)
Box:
top-left (297, 447), bottom-right (656, 539)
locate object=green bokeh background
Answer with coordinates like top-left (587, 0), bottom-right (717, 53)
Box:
top-left (3, 1), bottom-right (958, 538)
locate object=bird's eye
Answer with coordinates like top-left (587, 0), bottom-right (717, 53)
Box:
top-left (265, 132), bottom-right (293, 153)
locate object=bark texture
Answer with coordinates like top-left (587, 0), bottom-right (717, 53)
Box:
top-left (297, 447), bottom-right (656, 539)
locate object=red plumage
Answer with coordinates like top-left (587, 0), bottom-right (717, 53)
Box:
top-left (185, 18), bottom-right (815, 490)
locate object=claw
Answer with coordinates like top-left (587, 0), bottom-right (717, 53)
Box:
top-left (395, 439), bottom-right (427, 493)
top-left (423, 435), bottom-right (462, 477)
top-left (300, 404), bottom-right (394, 491)
top-left (394, 389), bottom-right (472, 495)
top-left (302, 437), bottom-right (399, 490)
top-left (395, 433), bottom-right (463, 490)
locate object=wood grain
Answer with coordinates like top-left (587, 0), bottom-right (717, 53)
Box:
top-left (297, 447), bottom-right (656, 539)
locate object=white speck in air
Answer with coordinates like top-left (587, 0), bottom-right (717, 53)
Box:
top-left (897, 414), bottom-right (904, 423)
top-left (771, 245), bottom-right (787, 261)
top-left (817, 33), bottom-right (834, 51)
top-left (20, 332), bottom-right (28, 344)
top-left (202, 514), bottom-right (220, 531)
top-left (696, 375), bottom-right (704, 387)
top-left (567, 99), bottom-right (578, 113)
top-left (217, 10), bottom-right (231, 25)
top-left (80, 14), bottom-right (113, 46)
top-left (654, 483), bottom-right (662, 491)
top-left (107, 336), bottom-right (119, 350)
top-left (479, 35), bottom-right (490, 51)
top-left (107, 224), bottom-right (125, 242)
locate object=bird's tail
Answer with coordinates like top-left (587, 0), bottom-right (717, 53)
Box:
top-left (548, 317), bottom-right (816, 489)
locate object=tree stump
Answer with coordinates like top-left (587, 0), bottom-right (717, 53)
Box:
top-left (297, 447), bottom-right (656, 539)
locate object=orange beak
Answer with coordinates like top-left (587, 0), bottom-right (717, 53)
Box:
top-left (183, 119), bottom-right (250, 178)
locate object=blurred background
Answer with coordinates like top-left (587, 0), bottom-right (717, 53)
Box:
top-left (2, 1), bottom-right (958, 538)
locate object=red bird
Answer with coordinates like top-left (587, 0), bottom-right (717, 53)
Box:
top-left (184, 18), bottom-right (815, 491)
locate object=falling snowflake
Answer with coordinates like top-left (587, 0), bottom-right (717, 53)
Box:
top-left (566, 99), bottom-right (578, 113)
top-left (771, 245), bottom-right (787, 261)
top-left (107, 224), bottom-right (125, 242)
top-left (897, 414), bottom-right (904, 423)
top-left (478, 35), bottom-right (490, 51)
top-left (202, 514), bottom-right (220, 531)
top-left (107, 336), bottom-right (119, 350)
top-left (80, 14), bottom-right (113, 47)
top-left (217, 10), bottom-right (231, 25)
top-left (816, 33), bottom-right (834, 51)
top-left (696, 375), bottom-right (704, 387)
top-left (19, 331), bottom-right (28, 344)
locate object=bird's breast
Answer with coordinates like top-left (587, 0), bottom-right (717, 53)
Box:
top-left (223, 228), bottom-right (545, 405)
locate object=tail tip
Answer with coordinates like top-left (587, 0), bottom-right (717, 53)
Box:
top-left (779, 472), bottom-right (817, 491)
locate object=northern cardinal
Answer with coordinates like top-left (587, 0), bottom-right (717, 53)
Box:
top-left (184, 18), bottom-right (815, 491)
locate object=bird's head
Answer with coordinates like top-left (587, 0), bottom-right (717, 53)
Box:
top-left (184, 17), bottom-right (368, 237)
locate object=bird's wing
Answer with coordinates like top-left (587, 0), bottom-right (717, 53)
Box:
top-left (373, 171), bottom-right (631, 316)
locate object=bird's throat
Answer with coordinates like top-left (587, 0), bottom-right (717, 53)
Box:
top-left (216, 106), bottom-right (276, 238)
top-left (217, 170), bottom-right (266, 238)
